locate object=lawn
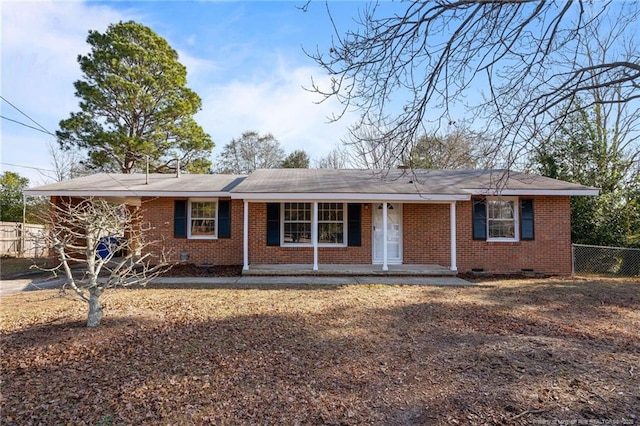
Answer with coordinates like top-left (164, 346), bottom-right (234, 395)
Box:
top-left (1, 278), bottom-right (638, 425)
top-left (0, 257), bottom-right (52, 280)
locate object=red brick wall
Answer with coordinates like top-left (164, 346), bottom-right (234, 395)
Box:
top-left (455, 196), bottom-right (572, 275)
top-left (248, 203), bottom-right (373, 265)
top-left (139, 196), bottom-right (572, 274)
top-left (400, 197), bottom-right (572, 274)
top-left (142, 197), bottom-right (243, 265)
top-left (403, 203), bottom-right (451, 266)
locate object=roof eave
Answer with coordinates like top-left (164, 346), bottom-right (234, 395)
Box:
top-left (23, 190), bottom-right (233, 198)
top-left (465, 189), bottom-right (600, 196)
top-left (230, 192), bottom-right (471, 202)
top-left (25, 188), bottom-right (600, 199)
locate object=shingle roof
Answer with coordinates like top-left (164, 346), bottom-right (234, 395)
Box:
top-left (231, 169), bottom-right (598, 199)
top-left (25, 169), bottom-right (598, 200)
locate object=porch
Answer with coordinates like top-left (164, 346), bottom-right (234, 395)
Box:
top-left (242, 263), bottom-right (457, 276)
top-left (242, 200), bottom-right (459, 273)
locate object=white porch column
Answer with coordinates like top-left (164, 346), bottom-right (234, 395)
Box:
top-left (450, 201), bottom-right (457, 272)
top-left (243, 200), bottom-right (249, 271)
top-left (312, 201), bottom-right (319, 271)
top-left (382, 201), bottom-right (389, 271)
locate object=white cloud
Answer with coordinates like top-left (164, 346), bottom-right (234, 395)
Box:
top-left (177, 49), bottom-right (222, 89)
top-left (1, 1), bottom-right (129, 120)
top-left (0, 1), bottom-right (357, 185)
top-left (200, 56), bottom-right (355, 164)
top-left (1, 1), bottom-right (137, 183)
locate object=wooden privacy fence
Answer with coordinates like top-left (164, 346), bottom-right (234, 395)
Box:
top-left (0, 222), bottom-right (49, 258)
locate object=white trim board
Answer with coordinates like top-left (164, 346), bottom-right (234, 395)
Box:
top-left (24, 190), bottom-right (232, 198)
top-left (464, 189), bottom-right (599, 196)
top-left (231, 193), bottom-right (471, 202)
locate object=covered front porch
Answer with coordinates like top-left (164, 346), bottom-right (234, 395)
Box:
top-left (242, 263), bottom-right (458, 276)
top-left (240, 200), bottom-right (461, 273)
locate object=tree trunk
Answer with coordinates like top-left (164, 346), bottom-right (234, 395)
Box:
top-left (87, 290), bottom-right (103, 327)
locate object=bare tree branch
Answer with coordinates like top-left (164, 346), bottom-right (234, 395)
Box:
top-left (306, 0), bottom-right (640, 169)
top-left (35, 197), bottom-right (172, 326)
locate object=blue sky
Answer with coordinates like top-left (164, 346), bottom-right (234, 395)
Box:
top-left (1, 1), bottom-right (392, 184)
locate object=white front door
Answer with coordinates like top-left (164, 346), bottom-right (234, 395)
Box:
top-left (373, 203), bottom-right (402, 264)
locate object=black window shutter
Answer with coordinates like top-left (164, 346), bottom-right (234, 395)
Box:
top-left (472, 199), bottom-right (487, 240)
top-left (218, 200), bottom-right (231, 238)
top-left (266, 203), bottom-right (280, 246)
top-left (174, 200), bottom-right (187, 238)
top-left (347, 203), bottom-right (362, 246)
top-left (520, 199), bottom-right (535, 240)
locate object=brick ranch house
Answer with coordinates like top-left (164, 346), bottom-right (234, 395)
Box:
top-left (26, 168), bottom-right (598, 275)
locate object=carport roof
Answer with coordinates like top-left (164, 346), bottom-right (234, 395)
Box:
top-left (24, 173), bottom-right (247, 197)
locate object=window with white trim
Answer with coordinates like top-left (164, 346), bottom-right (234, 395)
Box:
top-left (283, 202), bottom-right (312, 244)
top-left (280, 202), bottom-right (347, 246)
top-left (318, 202), bottom-right (345, 245)
top-left (188, 199), bottom-right (217, 239)
top-left (487, 197), bottom-right (518, 241)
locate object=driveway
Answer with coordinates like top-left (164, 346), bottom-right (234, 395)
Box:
top-left (0, 275), bottom-right (67, 296)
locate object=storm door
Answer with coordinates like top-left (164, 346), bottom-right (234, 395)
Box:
top-left (373, 203), bottom-right (402, 264)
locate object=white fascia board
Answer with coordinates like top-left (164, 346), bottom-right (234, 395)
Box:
top-left (230, 192), bottom-right (471, 202)
top-left (23, 190), bottom-right (232, 198)
top-left (465, 189), bottom-right (600, 196)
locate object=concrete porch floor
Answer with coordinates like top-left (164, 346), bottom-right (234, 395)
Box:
top-left (242, 264), bottom-right (457, 276)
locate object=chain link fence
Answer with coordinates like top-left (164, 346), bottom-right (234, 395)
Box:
top-left (572, 244), bottom-right (640, 277)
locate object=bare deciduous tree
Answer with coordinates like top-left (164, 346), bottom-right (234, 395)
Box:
top-left (342, 123), bottom-right (402, 169)
top-left (407, 126), bottom-right (498, 170)
top-left (214, 131), bottom-right (285, 174)
top-left (314, 145), bottom-right (352, 169)
top-left (307, 1), bottom-right (640, 167)
top-left (40, 198), bottom-right (171, 327)
top-left (530, 21), bottom-right (640, 247)
top-left (46, 141), bottom-right (87, 182)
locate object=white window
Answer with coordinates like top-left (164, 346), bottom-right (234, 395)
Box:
top-left (318, 202), bottom-right (346, 245)
top-left (283, 202), bottom-right (312, 244)
top-left (281, 202), bottom-right (347, 246)
top-left (188, 199), bottom-right (217, 239)
top-left (487, 197), bottom-right (518, 241)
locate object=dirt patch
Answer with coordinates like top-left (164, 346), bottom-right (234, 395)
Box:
top-left (1, 278), bottom-right (638, 425)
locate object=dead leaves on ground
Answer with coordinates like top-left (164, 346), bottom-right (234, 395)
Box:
top-left (1, 278), bottom-right (638, 425)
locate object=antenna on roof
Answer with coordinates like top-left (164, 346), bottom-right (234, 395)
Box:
top-left (176, 158), bottom-right (181, 178)
top-left (145, 156), bottom-right (149, 185)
